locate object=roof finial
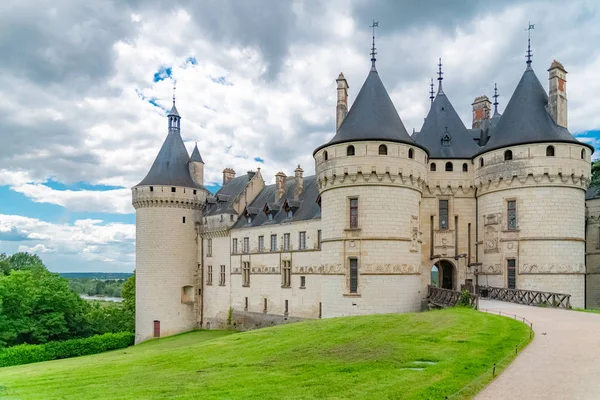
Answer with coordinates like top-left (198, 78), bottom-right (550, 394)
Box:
top-left (526, 22), bottom-right (535, 66)
top-left (370, 19), bottom-right (379, 70)
top-left (493, 83), bottom-right (499, 113)
top-left (429, 78), bottom-right (435, 102)
top-left (437, 58), bottom-right (444, 93)
top-left (172, 82), bottom-right (176, 106)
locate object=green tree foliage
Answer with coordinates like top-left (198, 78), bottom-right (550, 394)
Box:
top-left (121, 271), bottom-right (135, 315)
top-left (67, 278), bottom-right (125, 297)
top-left (591, 160), bottom-right (600, 188)
top-left (86, 302), bottom-right (135, 335)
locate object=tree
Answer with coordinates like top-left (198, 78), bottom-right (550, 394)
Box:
top-left (591, 161), bottom-right (600, 188)
top-left (121, 271), bottom-right (135, 315)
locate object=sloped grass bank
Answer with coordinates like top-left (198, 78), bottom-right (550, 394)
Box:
top-left (0, 308), bottom-right (530, 399)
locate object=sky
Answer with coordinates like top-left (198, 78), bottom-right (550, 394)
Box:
top-left (1, 0), bottom-right (599, 273)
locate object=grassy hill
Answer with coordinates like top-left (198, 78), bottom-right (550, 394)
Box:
top-left (0, 308), bottom-right (530, 399)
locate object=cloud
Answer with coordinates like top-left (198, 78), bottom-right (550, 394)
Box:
top-left (18, 244), bottom-right (54, 254)
top-left (0, 226), bottom-right (33, 242)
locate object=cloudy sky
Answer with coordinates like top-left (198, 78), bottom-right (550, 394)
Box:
top-left (1, 0), bottom-right (599, 273)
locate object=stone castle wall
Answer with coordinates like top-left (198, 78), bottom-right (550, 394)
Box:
top-left (585, 198), bottom-right (600, 308)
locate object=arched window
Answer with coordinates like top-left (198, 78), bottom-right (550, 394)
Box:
top-left (445, 162), bottom-right (453, 172)
top-left (581, 149), bottom-right (585, 160)
top-left (378, 144), bottom-right (387, 155)
top-left (324, 151), bottom-right (328, 161)
top-left (430, 163), bottom-right (437, 171)
top-left (504, 150), bottom-right (513, 161)
top-left (408, 148), bottom-right (414, 159)
top-left (347, 145), bottom-right (355, 156)
top-left (462, 163), bottom-right (468, 172)
top-left (479, 158), bottom-right (484, 167)
top-left (546, 145), bottom-right (555, 157)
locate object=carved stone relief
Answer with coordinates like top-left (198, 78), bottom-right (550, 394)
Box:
top-left (481, 264), bottom-right (502, 274)
top-left (363, 263), bottom-right (420, 274)
top-left (484, 225), bottom-right (499, 253)
top-left (410, 215), bottom-right (419, 252)
top-left (521, 263), bottom-right (585, 274)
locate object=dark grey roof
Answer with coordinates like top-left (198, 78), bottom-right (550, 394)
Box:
top-left (136, 131), bottom-right (205, 189)
top-left (586, 185), bottom-right (600, 201)
top-left (168, 103), bottom-right (179, 117)
top-left (482, 65), bottom-right (594, 154)
top-left (204, 174), bottom-right (253, 216)
top-left (414, 88), bottom-right (480, 159)
top-left (233, 175), bottom-right (321, 229)
top-left (190, 144), bottom-right (204, 163)
top-left (314, 67), bottom-right (426, 154)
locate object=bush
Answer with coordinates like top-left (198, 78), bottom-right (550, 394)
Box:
top-left (0, 332), bottom-right (134, 367)
top-left (458, 290), bottom-right (474, 307)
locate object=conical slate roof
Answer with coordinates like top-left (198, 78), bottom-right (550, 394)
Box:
top-left (414, 88), bottom-right (480, 158)
top-left (190, 143), bottom-right (204, 163)
top-left (483, 65), bottom-right (593, 153)
top-left (136, 131), bottom-right (204, 188)
top-left (168, 103), bottom-right (179, 117)
top-left (314, 67), bottom-right (425, 154)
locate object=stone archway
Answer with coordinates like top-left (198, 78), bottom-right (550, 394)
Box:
top-left (438, 259), bottom-right (455, 290)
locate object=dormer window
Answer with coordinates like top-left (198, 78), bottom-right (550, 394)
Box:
top-left (347, 145), bottom-right (355, 156)
top-left (268, 213), bottom-right (273, 221)
top-left (247, 216), bottom-right (252, 224)
top-left (286, 210), bottom-right (293, 218)
top-left (441, 128), bottom-right (451, 147)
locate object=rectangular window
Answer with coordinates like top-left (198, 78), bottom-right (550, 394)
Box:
top-left (242, 262), bottom-right (250, 287)
top-left (270, 234), bottom-right (277, 252)
top-left (507, 259), bottom-right (516, 289)
top-left (284, 300), bottom-right (289, 315)
top-left (317, 230), bottom-right (322, 250)
top-left (300, 276), bottom-right (306, 289)
top-left (219, 265), bottom-right (226, 286)
top-left (439, 200), bottom-right (449, 230)
top-left (243, 237), bottom-right (249, 253)
top-left (282, 260), bottom-right (291, 288)
top-left (258, 236), bottom-right (264, 252)
top-left (349, 258), bottom-right (358, 293)
top-left (207, 265), bottom-right (213, 285)
top-left (507, 200), bottom-right (517, 230)
top-left (299, 231), bottom-right (306, 250)
top-left (207, 238), bottom-right (212, 257)
top-left (182, 216), bottom-right (186, 224)
top-left (244, 297), bottom-right (248, 311)
top-left (263, 298), bottom-right (268, 313)
top-left (232, 238), bottom-right (238, 254)
top-left (283, 233), bottom-right (290, 251)
top-left (319, 302), bottom-right (322, 319)
top-left (349, 198), bottom-right (359, 229)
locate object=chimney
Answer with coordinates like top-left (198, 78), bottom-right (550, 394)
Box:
top-left (222, 168), bottom-right (236, 185)
top-left (548, 60), bottom-right (567, 128)
top-left (294, 165), bottom-right (304, 199)
top-left (247, 170), bottom-right (256, 181)
top-left (336, 72), bottom-right (349, 130)
top-left (275, 172), bottom-right (287, 201)
top-left (471, 95), bottom-right (491, 129)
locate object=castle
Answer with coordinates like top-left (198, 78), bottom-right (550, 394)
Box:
top-left (132, 38), bottom-right (598, 343)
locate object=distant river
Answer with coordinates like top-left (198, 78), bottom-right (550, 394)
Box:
top-left (80, 295), bottom-right (123, 302)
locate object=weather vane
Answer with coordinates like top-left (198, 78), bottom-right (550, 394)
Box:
top-left (370, 19), bottom-right (379, 68)
top-left (437, 58), bottom-right (443, 81)
top-left (172, 82), bottom-right (176, 105)
top-left (429, 78), bottom-right (434, 102)
top-left (493, 83), bottom-right (499, 113)
top-left (526, 22), bottom-right (535, 65)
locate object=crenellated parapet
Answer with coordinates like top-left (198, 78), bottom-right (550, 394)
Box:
top-left (132, 185), bottom-right (207, 210)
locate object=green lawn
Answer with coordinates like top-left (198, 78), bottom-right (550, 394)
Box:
top-left (0, 308), bottom-right (530, 400)
top-left (574, 307), bottom-right (600, 314)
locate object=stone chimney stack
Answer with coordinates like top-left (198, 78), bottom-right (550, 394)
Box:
top-left (548, 60), bottom-right (568, 128)
top-left (336, 72), bottom-right (349, 130)
top-left (275, 172), bottom-right (287, 201)
top-left (222, 168), bottom-right (236, 185)
top-left (471, 95), bottom-right (491, 129)
top-left (294, 165), bottom-right (304, 199)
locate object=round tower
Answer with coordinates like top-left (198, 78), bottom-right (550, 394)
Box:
top-left (314, 50), bottom-right (428, 317)
top-left (474, 58), bottom-right (592, 308)
top-left (132, 98), bottom-right (209, 343)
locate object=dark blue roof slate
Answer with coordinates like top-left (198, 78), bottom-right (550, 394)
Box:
top-left (414, 89), bottom-right (480, 159)
top-left (482, 65), bottom-right (593, 154)
top-left (190, 144), bottom-right (204, 163)
top-left (314, 67), bottom-right (426, 154)
top-left (586, 185), bottom-right (600, 201)
top-left (204, 174), bottom-right (253, 216)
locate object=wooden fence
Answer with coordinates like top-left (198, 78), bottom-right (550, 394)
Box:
top-left (481, 286), bottom-right (571, 309)
top-left (427, 285), bottom-right (478, 308)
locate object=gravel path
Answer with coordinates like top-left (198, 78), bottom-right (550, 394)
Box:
top-left (475, 300), bottom-right (600, 400)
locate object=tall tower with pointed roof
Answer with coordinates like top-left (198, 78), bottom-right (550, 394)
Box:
top-left (132, 96), bottom-right (209, 343)
top-left (313, 32), bottom-right (428, 316)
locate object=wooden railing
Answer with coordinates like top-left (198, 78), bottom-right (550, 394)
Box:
top-left (481, 286), bottom-right (571, 309)
top-left (427, 285), bottom-right (478, 309)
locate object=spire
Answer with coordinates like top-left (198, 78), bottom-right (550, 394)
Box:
top-left (493, 83), bottom-right (499, 114)
top-left (190, 142), bottom-right (204, 163)
top-left (437, 58), bottom-right (444, 94)
top-left (526, 22), bottom-right (535, 67)
top-left (167, 82), bottom-right (180, 132)
top-left (370, 19), bottom-right (379, 71)
top-left (429, 78), bottom-right (435, 102)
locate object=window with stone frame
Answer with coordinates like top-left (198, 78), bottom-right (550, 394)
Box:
top-left (232, 238), bottom-right (238, 254)
top-left (242, 262), bottom-right (250, 287)
top-left (300, 276), bottom-right (306, 288)
top-left (283, 233), bottom-right (290, 251)
top-left (207, 265), bottom-right (213, 285)
top-left (439, 200), bottom-right (449, 230)
top-left (270, 234), bottom-right (277, 251)
top-left (219, 265), bottom-right (226, 286)
top-left (349, 198), bottom-right (359, 229)
top-left (243, 237), bottom-right (249, 253)
top-left (207, 238), bottom-right (212, 257)
top-left (258, 235), bottom-right (264, 252)
top-left (507, 200), bottom-right (517, 230)
top-left (349, 258), bottom-right (358, 294)
top-left (282, 260), bottom-right (291, 288)
top-left (298, 231), bottom-right (306, 250)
